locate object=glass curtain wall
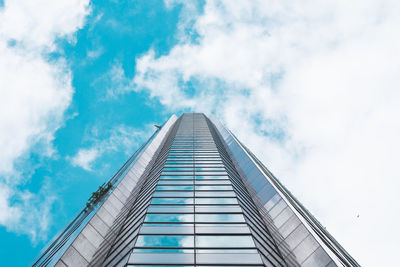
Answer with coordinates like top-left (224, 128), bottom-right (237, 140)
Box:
top-left (206, 117), bottom-right (290, 267)
top-left (127, 113), bottom-right (283, 266)
top-left (92, 116), bottom-right (180, 267)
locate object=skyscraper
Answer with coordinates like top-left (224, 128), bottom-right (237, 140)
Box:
top-left (33, 113), bottom-right (359, 267)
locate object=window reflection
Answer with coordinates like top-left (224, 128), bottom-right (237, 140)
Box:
top-left (156, 186), bottom-right (194, 191)
top-left (195, 167), bottom-right (226, 172)
top-left (145, 214), bottom-right (194, 223)
top-left (164, 164), bottom-right (194, 168)
top-left (194, 161), bottom-right (223, 165)
top-left (195, 176), bottom-right (229, 180)
top-left (166, 161), bottom-right (194, 164)
top-left (195, 205), bottom-right (242, 213)
top-left (136, 235), bottom-right (194, 247)
top-left (160, 176), bottom-right (193, 180)
top-left (148, 205), bottom-right (193, 213)
top-left (195, 191), bottom-right (235, 197)
top-left (195, 172), bottom-right (228, 176)
top-left (158, 180), bottom-right (193, 185)
top-left (141, 224), bottom-right (194, 234)
top-left (151, 198), bottom-right (193, 204)
top-left (164, 168), bottom-right (194, 172)
top-left (153, 191), bottom-right (193, 197)
top-left (195, 214), bottom-right (245, 223)
top-left (195, 185), bottom-right (233, 191)
top-left (167, 155), bottom-right (193, 158)
top-left (195, 224), bottom-right (251, 234)
top-left (195, 198), bottom-right (238, 204)
top-left (195, 235), bottom-right (255, 247)
top-left (196, 248), bottom-right (258, 254)
top-left (195, 180), bottom-right (230, 185)
top-left (133, 248), bottom-right (194, 253)
top-left (162, 172), bottom-right (193, 176)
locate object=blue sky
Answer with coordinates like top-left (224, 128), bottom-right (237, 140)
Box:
top-left (0, 1), bottom-right (186, 265)
top-left (1, 0), bottom-right (400, 266)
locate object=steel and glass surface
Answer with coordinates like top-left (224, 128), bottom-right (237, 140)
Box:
top-left (34, 113), bottom-right (359, 267)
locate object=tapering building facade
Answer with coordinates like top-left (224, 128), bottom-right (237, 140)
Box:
top-left (33, 113), bottom-right (359, 267)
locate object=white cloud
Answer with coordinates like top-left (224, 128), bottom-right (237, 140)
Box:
top-left (0, 185), bottom-right (22, 226)
top-left (0, 178), bottom-right (57, 243)
top-left (103, 62), bottom-right (134, 99)
top-left (0, 43), bottom-right (72, 178)
top-left (0, 0), bottom-right (90, 241)
top-left (126, 0), bottom-right (400, 265)
top-left (69, 124), bottom-right (153, 171)
top-left (70, 148), bottom-right (100, 171)
top-left (86, 46), bottom-right (103, 60)
top-left (0, 0), bottom-right (90, 49)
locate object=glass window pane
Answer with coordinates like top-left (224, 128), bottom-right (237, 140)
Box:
top-left (166, 161), bottom-right (194, 164)
top-left (195, 191), bottom-right (235, 197)
top-left (129, 252), bottom-right (194, 264)
top-left (164, 168), bottom-right (194, 172)
top-left (169, 151), bottom-right (194, 154)
top-left (195, 180), bottom-right (230, 185)
top-left (195, 214), bottom-right (245, 223)
top-left (162, 172), bottom-right (193, 176)
top-left (159, 180), bottom-right (193, 185)
top-left (195, 198), bottom-right (238, 204)
top-left (136, 235), bottom-right (194, 247)
top-left (168, 155), bottom-right (193, 158)
top-left (195, 176), bottom-right (229, 180)
top-left (195, 164), bottom-right (224, 166)
top-left (151, 198), bottom-right (193, 204)
top-left (169, 154), bottom-right (194, 156)
top-left (133, 249), bottom-right (194, 253)
top-left (148, 205), bottom-right (193, 213)
top-left (195, 206), bottom-right (242, 213)
top-left (160, 176), bottom-right (193, 180)
top-left (195, 185), bottom-right (233, 191)
top-left (196, 224), bottom-right (251, 234)
top-left (195, 236), bottom-right (255, 248)
top-left (145, 214), bottom-right (194, 223)
top-left (196, 249), bottom-right (258, 253)
top-left (196, 253), bottom-right (263, 265)
top-left (153, 191), bottom-right (193, 197)
top-left (195, 167), bottom-right (226, 172)
top-left (164, 164), bottom-right (193, 168)
top-left (194, 160), bottom-right (223, 163)
top-left (195, 172), bottom-right (228, 176)
top-left (195, 163), bottom-right (223, 166)
top-left (156, 186), bottom-right (194, 191)
top-left (141, 224), bottom-right (194, 234)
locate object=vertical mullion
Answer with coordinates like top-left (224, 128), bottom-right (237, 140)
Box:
top-left (193, 113), bottom-right (197, 266)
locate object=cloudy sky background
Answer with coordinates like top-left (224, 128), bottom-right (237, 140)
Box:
top-left (1, 0), bottom-right (399, 266)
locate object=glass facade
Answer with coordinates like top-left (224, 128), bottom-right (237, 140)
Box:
top-left (126, 114), bottom-right (278, 266)
top-left (34, 113), bottom-right (359, 267)
top-left (88, 113), bottom-right (287, 266)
